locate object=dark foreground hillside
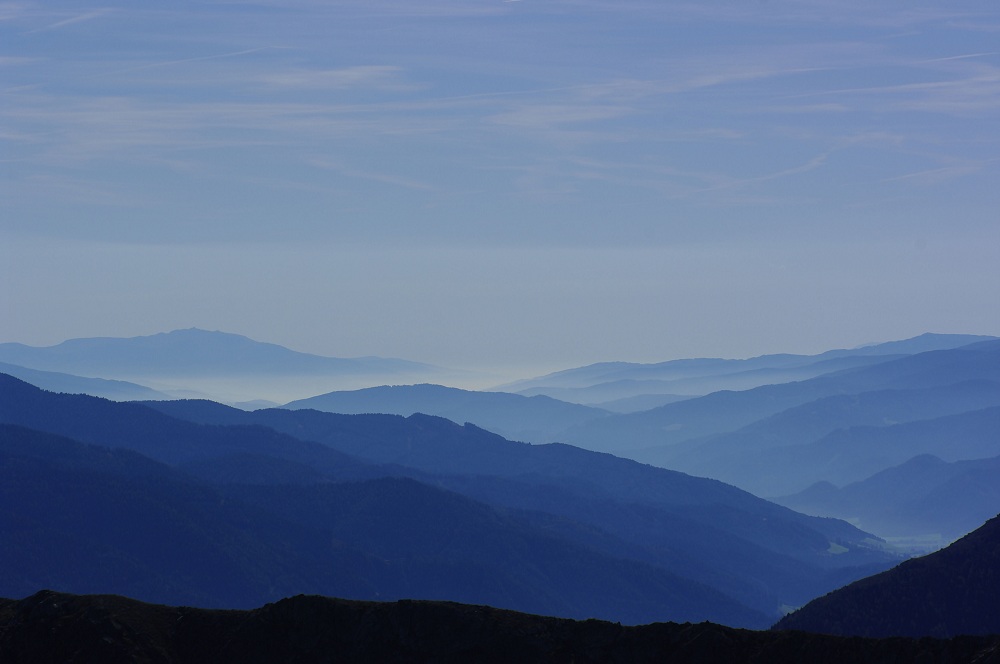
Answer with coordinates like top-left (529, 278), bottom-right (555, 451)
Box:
top-left (2, 591), bottom-right (999, 664)
top-left (774, 513), bottom-right (1000, 638)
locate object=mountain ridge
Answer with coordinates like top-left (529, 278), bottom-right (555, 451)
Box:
top-left (774, 513), bottom-right (1000, 637)
top-left (565, 340), bottom-right (1000, 456)
top-left (3, 590), bottom-right (1000, 663)
top-left (1, 373), bottom-right (898, 621)
top-left (281, 383), bottom-right (610, 443)
top-left (0, 328), bottom-right (438, 378)
top-left (0, 422), bottom-right (766, 626)
top-left (498, 334), bottom-right (996, 401)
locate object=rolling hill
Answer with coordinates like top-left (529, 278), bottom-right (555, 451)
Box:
top-left (773, 454), bottom-right (1000, 544)
top-left (0, 328), bottom-right (446, 403)
top-left (1, 373), bottom-right (899, 622)
top-left (0, 423), bottom-right (765, 626)
top-left (500, 334), bottom-right (994, 404)
top-left (0, 362), bottom-right (171, 401)
top-left (282, 383), bottom-right (610, 443)
top-left (0, 328), bottom-right (436, 378)
top-left (562, 340), bottom-right (1000, 458)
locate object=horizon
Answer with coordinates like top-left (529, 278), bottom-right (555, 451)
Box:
top-left (1, 326), bottom-right (995, 396)
top-left (3, 2), bottom-right (999, 370)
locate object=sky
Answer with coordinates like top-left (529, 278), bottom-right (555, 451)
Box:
top-left (3, 0), bottom-right (1000, 381)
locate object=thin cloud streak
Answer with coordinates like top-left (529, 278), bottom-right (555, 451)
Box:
top-left (21, 8), bottom-right (109, 34)
top-left (308, 157), bottom-right (437, 191)
top-left (96, 47), bottom-right (283, 78)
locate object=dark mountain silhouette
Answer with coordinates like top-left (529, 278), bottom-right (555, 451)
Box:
top-left (774, 513), bottom-right (1000, 637)
top-left (0, 373), bottom-right (898, 620)
top-left (0, 425), bottom-right (384, 609)
top-left (774, 454), bottom-right (1000, 543)
top-left (0, 423), bottom-right (766, 626)
top-left (3, 591), bottom-right (1000, 664)
top-left (564, 340), bottom-right (1000, 456)
top-left (0, 328), bottom-right (437, 378)
top-left (282, 383), bottom-right (610, 443)
top-left (0, 361), bottom-right (171, 401)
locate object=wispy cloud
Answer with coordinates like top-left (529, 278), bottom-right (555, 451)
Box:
top-left (22, 8), bottom-right (109, 34)
top-left (257, 66), bottom-right (407, 90)
top-left (308, 157), bottom-right (436, 191)
top-left (800, 71), bottom-right (1000, 115)
top-left (881, 164), bottom-right (984, 185)
top-left (98, 47), bottom-right (282, 78)
top-left (487, 104), bottom-right (633, 130)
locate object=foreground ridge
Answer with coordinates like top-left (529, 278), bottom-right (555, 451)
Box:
top-left (773, 513), bottom-right (1000, 638)
top-left (1, 591), bottom-right (999, 664)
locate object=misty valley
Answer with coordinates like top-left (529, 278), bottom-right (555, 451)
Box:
top-left (2, 329), bottom-right (1000, 661)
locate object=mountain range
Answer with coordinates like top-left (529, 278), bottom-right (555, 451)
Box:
top-left (0, 372), bottom-right (903, 626)
top-left (4, 328), bottom-right (1000, 633)
top-left (4, 329), bottom-right (999, 550)
top-left (559, 339), bottom-right (1000, 457)
top-left (281, 383), bottom-right (611, 443)
top-left (0, 328), bottom-right (445, 403)
top-left (540, 340), bottom-right (1000, 547)
top-left (774, 453), bottom-right (1000, 544)
top-left (0, 328), bottom-right (436, 378)
top-left (0, 419), bottom-right (763, 626)
top-left (4, 489), bottom-right (999, 657)
top-left (499, 333), bottom-right (995, 404)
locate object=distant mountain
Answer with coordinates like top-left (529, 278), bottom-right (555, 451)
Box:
top-left (562, 340), bottom-right (1000, 456)
top-left (511, 355), bottom-right (904, 404)
top-left (0, 362), bottom-right (171, 401)
top-left (774, 513), bottom-right (1000, 638)
top-left (851, 333), bottom-right (1000, 355)
top-left (4, 591), bottom-right (1000, 664)
top-left (0, 328), bottom-right (447, 404)
top-left (0, 374), bottom-right (375, 475)
top-left (589, 392), bottom-right (692, 413)
top-left (282, 383), bottom-right (610, 443)
top-left (652, 380), bottom-right (1000, 496)
top-left (774, 454), bottom-right (1000, 544)
top-left (675, 405), bottom-right (1000, 499)
top-left (0, 328), bottom-right (436, 378)
top-left (499, 334), bottom-right (995, 403)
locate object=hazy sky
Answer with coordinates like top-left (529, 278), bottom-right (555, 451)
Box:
top-left (3, 1), bottom-right (1000, 378)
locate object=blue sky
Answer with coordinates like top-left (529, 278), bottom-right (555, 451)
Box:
top-left (3, 1), bottom-right (999, 380)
